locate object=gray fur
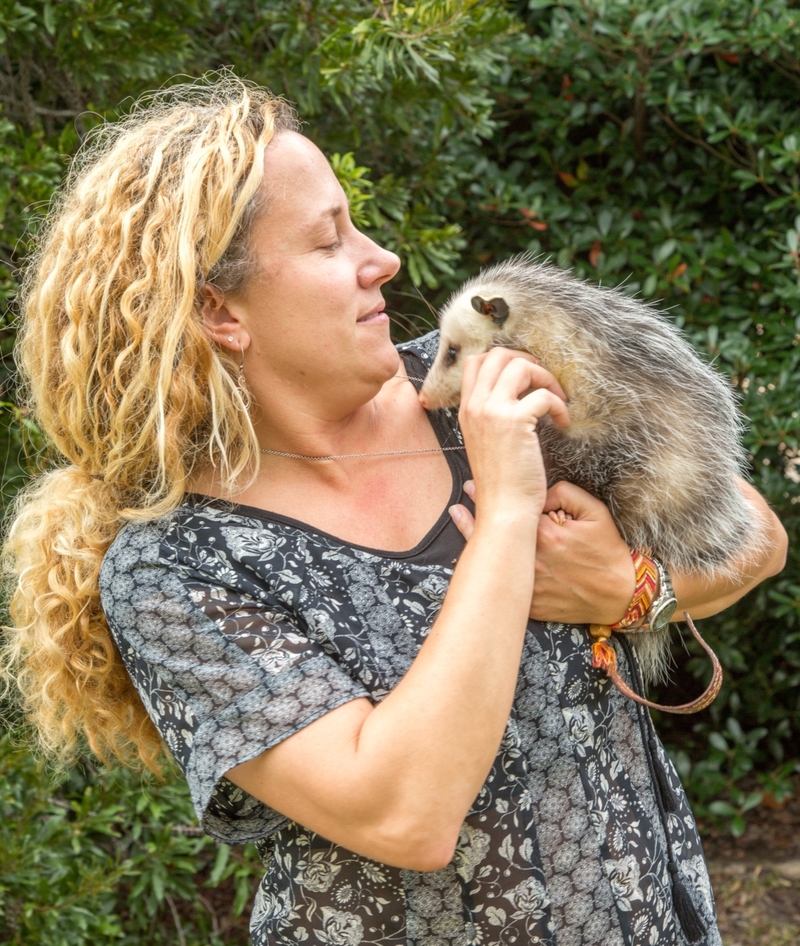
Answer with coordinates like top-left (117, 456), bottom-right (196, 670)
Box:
top-left (421, 257), bottom-right (765, 681)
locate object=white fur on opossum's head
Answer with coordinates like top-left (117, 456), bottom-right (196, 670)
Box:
top-left (419, 278), bottom-right (533, 409)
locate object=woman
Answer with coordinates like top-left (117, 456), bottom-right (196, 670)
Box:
top-left (2, 77), bottom-right (787, 946)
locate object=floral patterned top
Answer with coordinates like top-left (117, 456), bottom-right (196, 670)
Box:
top-left (99, 332), bottom-right (721, 946)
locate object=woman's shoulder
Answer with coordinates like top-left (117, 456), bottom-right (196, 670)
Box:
top-left (100, 498), bottom-right (255, 580)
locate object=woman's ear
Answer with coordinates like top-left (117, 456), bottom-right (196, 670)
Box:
top-left (201, 285), bottom-right (250, 351)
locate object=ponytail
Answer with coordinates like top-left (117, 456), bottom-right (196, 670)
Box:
top-left (2, 467), bottom-right (162, 770)
top-left (2, 75), bottom-right (298, 769)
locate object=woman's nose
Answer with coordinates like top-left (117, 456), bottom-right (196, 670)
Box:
top-left (359, 237), bottom-right (401, 287)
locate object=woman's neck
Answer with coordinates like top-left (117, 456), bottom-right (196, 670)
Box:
top-left (186, 368), bottom-right (454, 552)
top-left (188, 369), bottom-right (424, 496)
top-left (257, 371), bottom-right (413, 457)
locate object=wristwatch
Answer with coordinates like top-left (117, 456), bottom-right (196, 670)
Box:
top-left (644, 558), bottom-right (677, 633)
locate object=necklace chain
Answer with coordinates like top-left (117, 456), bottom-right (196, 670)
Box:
top-left (259, 445), bottom-right (466, 460)
top-left (259, 374), bottom-right (465, 461)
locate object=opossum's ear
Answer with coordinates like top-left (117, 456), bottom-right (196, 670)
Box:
top-left (471, 295), bottom-right (510, 327)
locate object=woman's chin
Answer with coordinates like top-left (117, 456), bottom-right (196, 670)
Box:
top-left (363, 338), bottom-right (402, 382)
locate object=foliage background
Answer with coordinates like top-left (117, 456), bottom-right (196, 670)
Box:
top-left (1, 0), bottom-right (798, 942)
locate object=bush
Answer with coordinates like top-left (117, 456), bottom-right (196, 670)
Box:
top-left (0, 731), bottom-right (260, 945)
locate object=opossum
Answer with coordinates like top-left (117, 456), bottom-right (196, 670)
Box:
top-left (419, 256), bottom-right (764, 695)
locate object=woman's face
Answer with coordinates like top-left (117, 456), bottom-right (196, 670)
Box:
top-left (223, 132), bottom-right (402, 413)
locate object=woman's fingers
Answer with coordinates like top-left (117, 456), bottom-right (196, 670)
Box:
top-left (488, 352), bottom-right (568, 405)
top-left (460, 347), bottom-right (523, 400)
top-left (532, 484), bottom-right (633, 624)
top-left (516, 385), bottom-right (571, 430)
top-left (449, 503), bottom-right (475, 540)
top-left (461, 349), bottom-right (568, 406)
top-left (457, 352), bottom-right (570, 518)
top-left (449, 481), bottom-right (476, 540)
top-left (543, 481), bottom-right (607, 519)
top-left (547, 509), bottom-right (574, 526)
top-left (462, 355), bottom-right (571, 433)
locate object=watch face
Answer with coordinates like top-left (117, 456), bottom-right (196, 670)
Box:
top-left (650, 596), bottom-right (678, 633)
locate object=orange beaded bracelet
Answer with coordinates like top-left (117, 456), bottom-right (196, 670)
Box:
top-left (608, 549), bottom-right (658, 630)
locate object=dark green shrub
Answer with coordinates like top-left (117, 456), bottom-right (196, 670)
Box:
top-left (0, 732), bottom-right (260, 945)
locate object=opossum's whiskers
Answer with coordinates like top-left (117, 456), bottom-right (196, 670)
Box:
top-left (414, 284), bottom-right (438, 319)
top-left (385, 308), bottom-right (431, 339)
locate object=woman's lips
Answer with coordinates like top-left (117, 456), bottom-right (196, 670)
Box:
top-left (357, 309), bottom-right (389, 324)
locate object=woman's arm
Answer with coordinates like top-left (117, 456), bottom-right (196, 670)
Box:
top-left (226, 351), bottom-right (569, 872)
top-left (670, 479), bottom-right (787, 619)
top-left (452, 477), bottom-right (787, 625)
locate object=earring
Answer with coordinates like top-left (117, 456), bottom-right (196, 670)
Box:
top-left (227, 335), bottom-right (234, 342)
top-left (236, 342), bottom-right (249, 401)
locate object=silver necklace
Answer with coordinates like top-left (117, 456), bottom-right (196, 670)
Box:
top-left (259, 374), bottom-right (465, 461)
top-left (259, 445), bottom-right (466, 460)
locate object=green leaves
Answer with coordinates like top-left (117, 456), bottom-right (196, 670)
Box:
top-left (670, 717), bottom-right (799, 837)
top-left (0, 735), bottom-right (260, 944)
top-left (329, 151), bottom-right (375, 227)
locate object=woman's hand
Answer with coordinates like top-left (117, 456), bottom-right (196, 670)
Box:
top-left (533, 481), bottom-right (633, 624)
top-left (450, 479), bottom-right (634, 625)
top-left (457, 349), bottom-right (569, 522)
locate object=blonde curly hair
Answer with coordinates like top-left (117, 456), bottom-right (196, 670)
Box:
top-left (1, 75), bottom-right (299, 772)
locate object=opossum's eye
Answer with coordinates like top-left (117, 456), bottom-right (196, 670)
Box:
top-left (446, 345), bottom-right (459, 365)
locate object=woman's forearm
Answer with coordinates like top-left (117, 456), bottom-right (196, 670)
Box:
top-left (353, 510), bottom-right (538, 862)
top-left (672, 479), bottom-right (787, 620)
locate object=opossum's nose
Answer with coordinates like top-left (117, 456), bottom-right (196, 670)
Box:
top-left (418, 389), bottom-right (432, 410)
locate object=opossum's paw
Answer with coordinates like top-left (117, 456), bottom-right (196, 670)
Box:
top-left (547, 508), bottom-right (574, 526)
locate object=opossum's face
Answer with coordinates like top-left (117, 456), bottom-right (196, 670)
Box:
top-left (419, 292), bottom-right (511, 409)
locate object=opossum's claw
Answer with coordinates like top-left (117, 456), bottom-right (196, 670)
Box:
top-left (589, 615), bottom-right (723, 715)
top-left (470, 295), bottom-right (510, 327)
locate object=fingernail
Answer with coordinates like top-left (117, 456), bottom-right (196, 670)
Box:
top-left (463, 480), bottom-right (475, 498)
top-left (449, 505), bottom-right (463, 523)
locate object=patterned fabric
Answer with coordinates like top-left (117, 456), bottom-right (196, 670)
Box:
top-left (99, 331), bottom-right (721, 946)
